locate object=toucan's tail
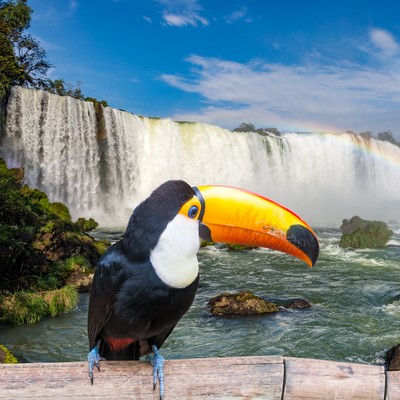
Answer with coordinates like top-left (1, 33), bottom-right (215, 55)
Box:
top-left (99, 340), bottom-right (141, 360)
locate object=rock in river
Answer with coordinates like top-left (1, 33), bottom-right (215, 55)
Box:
top-left (208, 291), bottom-right (279, 316)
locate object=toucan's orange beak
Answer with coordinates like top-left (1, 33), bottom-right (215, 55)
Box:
top-left (193, 185), bottom-right (319, 267)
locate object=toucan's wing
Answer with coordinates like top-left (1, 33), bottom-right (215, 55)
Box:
top-left (88, 242), bottom-right (127, 350)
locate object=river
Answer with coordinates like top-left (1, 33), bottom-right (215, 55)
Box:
top-left (1, 227), bottom-right (400, 366)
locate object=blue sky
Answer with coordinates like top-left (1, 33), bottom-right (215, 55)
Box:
top-left (28, 0), bottom-right (400, 137)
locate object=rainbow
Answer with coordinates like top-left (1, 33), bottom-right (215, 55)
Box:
top-left (282, 130), bottom-right (400, 168)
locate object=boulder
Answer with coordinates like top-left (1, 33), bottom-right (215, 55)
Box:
top-left (386, 343), bottom-right (400, 371)
top-left (208, 291), bottom-right (279, 316)
top-left (275, 298), bottom-right (312, 310)
top-left (339, 216), bottom-right (393, 248)
top-left (66, 271), bottom-right (94, 293)
top-left (75, 217), bottom-right (99, 232)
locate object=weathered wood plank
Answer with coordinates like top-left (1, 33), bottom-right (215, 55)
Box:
top-left (0, 356), bottom-right (284, 399)
top-left (386, 371), bottom-right (400, 400)
top-left (283, 357), bottom-right (386, 400)
top-left (0, 356), bottom-right (392, 399)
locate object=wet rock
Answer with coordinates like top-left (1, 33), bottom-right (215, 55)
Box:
top-left (75, 217), bottom-right (99, 232)
top-left (66, 271), bottom-right (94, 293)
top-left (386, 343), bottom-right (400, 371)
top-left (274, 298), bottom-right (312, 310)
top-left (208, 291), bottom-right (279, 316)
top-left (339, 216), bottom-right (393, 249)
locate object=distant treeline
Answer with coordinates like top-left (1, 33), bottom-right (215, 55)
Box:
top-left (232, 123), bottom-right (400, 148)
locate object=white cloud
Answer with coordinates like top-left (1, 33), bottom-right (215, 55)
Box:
top-left (369, 28), bottom-right (399, 58)
top-left (160, 48), bottom-right (400, 135)
top-left (162, 12), bottom-right (208, 27)
top-left (143, 15), bottom-right (152, 23)
top-left (157, 0), bottom-right (208, 27)
top-left (225, 7), bottom-right (248, 24)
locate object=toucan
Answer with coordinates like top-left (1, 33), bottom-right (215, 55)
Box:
top-left (87, 180), bottom-right (319, 398)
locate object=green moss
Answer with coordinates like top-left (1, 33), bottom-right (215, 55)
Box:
top-left (200, 240), bottom-right (215, 248)
top-left (93, 239), bottom-right (110, 255)
top-left (0, 344), bottom-right (18, 364)
top-left (75, 217), bottom-right (98, 232)
top-left (226, 243), bottom-right (257, 251)
top-left (0, 291), bottom-right (48, 324)
top-left (0, 285), bottom-right (78, 325)
top-left (48, 202), bottom-right (71, 222)
top-left (340, 216), bottom-right (393, 248)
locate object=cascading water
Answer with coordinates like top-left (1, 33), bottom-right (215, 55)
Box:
top-left (1, 86), bottom-right (399, 226)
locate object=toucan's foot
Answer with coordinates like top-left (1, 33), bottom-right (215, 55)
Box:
top-left (148, 345), bottom-right (165, 400)
top-left (87, 341), bottom-right (105, 384)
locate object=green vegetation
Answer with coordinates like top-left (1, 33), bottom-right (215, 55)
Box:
top-left (225, 243), bottom-right (257, 251)
top-left (0, 0), bottom-right (50, 97)
top-left (75, 217), bottom-right (99, 232)
top-left (0, 285), bottom-right (78, 324)
top-left (46, 79), bottom-right (84, 100)
top-left (359, 130), bottom-right (400, 147)
top-left (0, 344), bottom-right (18, 363)
top-left (339, 216), bottom-right (393, 249)
top-left (232, 122), bottom-right (282, 137)
top-left (200, 240), bottom-right (256, 251)
top-left (0, 158), bottom-right (109, 324)
top-left (234, 123), bottom-right (400, 147)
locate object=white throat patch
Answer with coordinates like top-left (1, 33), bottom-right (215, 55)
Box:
top-left (150, 214), bottom-right (200, 288)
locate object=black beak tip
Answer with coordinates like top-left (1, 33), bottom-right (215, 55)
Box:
top-left (199, 223), bottom-right (212, 242)
top-left (287, 224), bottom-right (319, 266)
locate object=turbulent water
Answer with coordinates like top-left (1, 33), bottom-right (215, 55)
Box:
top-left (1, 227), bottom-right (399, 365)
top-left (1, 86), bottom-right (400, 227)
top-left (1, 86), bottom-right (400, 366)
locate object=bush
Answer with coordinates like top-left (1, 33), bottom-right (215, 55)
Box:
top-left (0, 159), bottom-right (103, 299)
top-left (56, 254), bottom-right (93, 281)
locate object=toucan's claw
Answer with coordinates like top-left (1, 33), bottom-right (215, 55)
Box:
top-left (87, 341), bottom-right (105, 385)
top-left (148, 345), bottom-right (165, 400)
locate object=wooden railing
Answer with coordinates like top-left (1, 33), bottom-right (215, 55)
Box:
top-left (0, 356), bottom-right (398, 399)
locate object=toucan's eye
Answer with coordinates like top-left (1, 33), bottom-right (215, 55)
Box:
top-left (188, 205), bottom-right (199, 219)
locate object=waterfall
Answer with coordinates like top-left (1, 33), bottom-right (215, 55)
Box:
top-left (1, 86), bottom-right (399, 227)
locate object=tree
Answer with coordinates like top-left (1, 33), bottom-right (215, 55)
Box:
top-left (13, 33), bottom-right (51, 88)
top-left (377, 130), bottom-right (398, 146)
top-left (0, 30), bottom-right (16, 97)
top-left (46, 79), bottom-right (85, 100)
top-left (359, 131), bottom-right (373, 140)
top-left (233, 122), bottom-right (281, 136)
top-left (233, 122), bottom-right (257, 133)
top-left (0, 0), bottom-right (51, 96)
